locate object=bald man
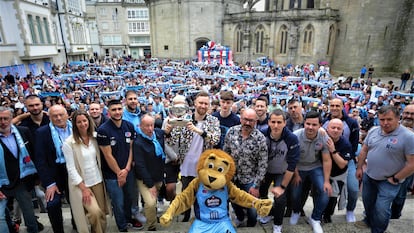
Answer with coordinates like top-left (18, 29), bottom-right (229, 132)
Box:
top-left (223, 108), bottom-right (268, 227)
top-left (322, 119), bottom-right (352, 223)
top-left (33, 105), bottom-right (73, 233)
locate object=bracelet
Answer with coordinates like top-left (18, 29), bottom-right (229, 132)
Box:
top-left (200, 130), bottom-right (207, 138)
top-left (280, 184), bottom-right (286, 190)
top-left (331, 150), bottom-right (337, 155)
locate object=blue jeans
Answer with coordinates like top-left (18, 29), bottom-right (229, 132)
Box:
top-left (362, 173), bottom-right (400, 233)
top-left (346, 160), bottom-right (359, 211)
top-left (400, 79), bottom-right (408, 90)
top-left (104, 171), bottom-right (135, 231)
top-left (0, 199), bottom-right (9, 233)
top-left (391, 174), bottom-right (414, 219)
top-left (291, 167), bottom-right (329, 221)
top-left (232, 182), bottom-right (257, 227)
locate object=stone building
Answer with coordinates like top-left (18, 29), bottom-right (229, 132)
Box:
top-left (146, 0), bottom-right (414, 74)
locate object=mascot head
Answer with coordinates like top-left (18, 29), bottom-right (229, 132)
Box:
top-left (197, 149), bottom-right (236, 190)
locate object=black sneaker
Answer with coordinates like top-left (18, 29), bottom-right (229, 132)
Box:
top-left (37, 220), bottom-right (44, 231)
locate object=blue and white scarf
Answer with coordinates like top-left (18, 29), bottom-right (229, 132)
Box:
top-left (0, 125), bottom-right (37, 188)
top-left (49, 121), bottom-right (72, 164)
top-left (136, 128), bottom-right (165, 160)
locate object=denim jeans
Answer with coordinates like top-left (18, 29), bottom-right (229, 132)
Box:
top-left (259, 173), bottom-right (285, 225)
top-left (400, 79), bottom-right (408, 90)
top-left (232, 181), bottom-right (257, 227)
top-left (362, 173), bottom-right (400, 233)
top-left (0, 199), bottom-right (8, 233)
top-left (391, 174), bottom-right (414, 219)
top-left (104, 171), bottom-right (135, 231)
top-left (291, 167), bottom-right (329, 221)
top-left (346, 160), bottom-right (359, 211)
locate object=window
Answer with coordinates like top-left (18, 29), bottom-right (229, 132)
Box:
top-left (128, 22), bottom-right (150, 33)
top-left (99, 8), bottom-right (106, 16)
top-left (0, 19), bottom-right (4, 44)
top-left (302, 24), bottom-right (314, 55)
top-left (278, 25), bottom-right (288, 54)
top-left (114, 22), bottom-right (119, 31)
top-left (235, 26), bottom-right (243, 52)
top-left (164, 45), bottom-right (168, 50)
top-left (102, 35), bottom-right (122, 45)
top-left (127, 9), bottom-right (149, 20)
top-left (43, 18), bottom-right (51, 43)
top-left (130, 36), bottom-right (150, 44)
top-left (101, 22), bottom-right (109, 30)
top-left (67, 0), bottom-right (81, 14)
top-left (28, 15), bottom-right (38, 44)
top-left (255, 25), bottom-right (265, 53)
top-left (36, 16), bottom-right (45, 43)
top-left (326, 25), bottom-right (335, 56)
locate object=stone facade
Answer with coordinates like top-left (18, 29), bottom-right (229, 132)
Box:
top-left (146, 0), bottom-right (414, 75)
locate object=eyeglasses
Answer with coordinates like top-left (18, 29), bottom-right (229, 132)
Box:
top-left (0, 117), bottom-right (11, 121)
top-left (241, 118), bottom-right (256, 123)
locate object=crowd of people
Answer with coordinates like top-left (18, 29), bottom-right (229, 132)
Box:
top-left (0, 58), bottom-right (413, 233)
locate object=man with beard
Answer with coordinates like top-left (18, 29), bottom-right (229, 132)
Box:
top-left (390, 104), bottom-right (414, 219)
top-left (223, 108), bottom-right (268, 227)
top-left (255, 97), bottom-right (269, 132)
top-left (96, 100), bottom-right (143, 231)
top-left (322, 98), bottom-right (359, 223)
top-left (88, 102), bottom-right (108, 128)
top-left (166, 91), bottom-right (220, 221)
top-left (12, 95), bottom-right (49, 134)
top-left (212, 91), bottom-right (240, 149)
top-left (122, 90), bottom-right (141, 132)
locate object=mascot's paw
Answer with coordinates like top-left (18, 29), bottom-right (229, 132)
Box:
top-left (254, 199), bottom-right (273, 217)
top-left (160, 214), bottom-right (172, 227)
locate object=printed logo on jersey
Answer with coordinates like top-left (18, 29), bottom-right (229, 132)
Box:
top-left (205, 195), bottom-right (222, 208)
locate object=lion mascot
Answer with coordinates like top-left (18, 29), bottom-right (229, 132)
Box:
top-left (160, 149), bottom-right (272, 233)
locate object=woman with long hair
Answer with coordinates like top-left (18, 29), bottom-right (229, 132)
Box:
top-left (62, 110), bottom-right (109, 233)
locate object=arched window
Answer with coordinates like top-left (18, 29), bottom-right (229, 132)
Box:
top-left (28, 15), bottom-right (37, 44)
top-left (302, 24), bottom-right (314, 55)
top-left (255, 25), bottom-right (265, 53)
top-left (326, 24), bottom-right (335, 55)
top-left (234, 26), bottom-right (243, 52)
top-left (278, 25), bottom-right (288, 54)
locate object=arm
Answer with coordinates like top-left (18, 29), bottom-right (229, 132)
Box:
top-left (356, 144), bottom-right (368, 181)
top-left (160, 178), bottom-right (199, 226)
top-left (251, 136), bottom-right (268, 197)
top-left (321, 151), bottom-right (332, 196)
top-left (62, 142), bottom-right (83, 186)
top-left (326, 137), bottom-right (348, 169)
top-left (390, 155), bottom-right (414, 184)
top-left (228, 182), bottom-right (272, 216)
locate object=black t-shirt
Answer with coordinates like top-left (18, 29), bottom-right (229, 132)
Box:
top-left (331, 136), bottom-right (352, 177)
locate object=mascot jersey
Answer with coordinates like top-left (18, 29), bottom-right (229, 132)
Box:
top-left (189, 183), bottom-right (236, 233)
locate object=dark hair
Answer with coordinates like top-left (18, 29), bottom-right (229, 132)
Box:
top-left (25, 94), bottom-right (41, 100)
top-left (269, 109), bottom-right (287, 121)
top-left (71, 110), bottom-right (95, 144)
top-left (304, 110), bottom-right (322, 123)
top-left (220, 91), bottom-right (234, 101)
top-left (377, 105), bottom-right (399, 118)
top-left (107, 99), bottom-right (122, 108)
top-left (256, 96), bottom-right (268, 106)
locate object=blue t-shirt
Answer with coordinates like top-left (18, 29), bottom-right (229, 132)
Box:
top-left (97, 119), bottom-right (135, 179)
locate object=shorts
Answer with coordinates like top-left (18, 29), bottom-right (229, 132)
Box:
top-left (165, 161), bottom-right (180, 184)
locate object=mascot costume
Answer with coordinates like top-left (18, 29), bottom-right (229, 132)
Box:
top-left (160, 149), bottom-right (272, 233)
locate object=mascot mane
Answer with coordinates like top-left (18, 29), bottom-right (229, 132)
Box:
top-left (197, 149), bottom-right (236, 184)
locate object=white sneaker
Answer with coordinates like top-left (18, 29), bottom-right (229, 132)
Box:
top-left (259, 215), bottom-right (273, 224)
top-left (309, 217), bottom-right (323, 233)
top-left (346, 210), bottom-right (356, 222)
top-left (289, 212), bottom-right (300, 225)
top-left (134, 211), bottom-right (147, 224)
top-left (273, 224), bottom-right (282, 233)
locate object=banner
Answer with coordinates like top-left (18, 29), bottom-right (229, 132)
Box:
top-left (44, 62), bottom-right (52, 75)
top-left (28, 63), bottom-right (39, 75)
